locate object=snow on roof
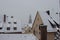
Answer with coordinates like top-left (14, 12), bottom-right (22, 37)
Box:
top-left (0, 14), bottom-right (25, 32)
top-left (27, 23), bottom-right (32, 28)
top-left (26, 11), bottom-right (57, 32)
top-left (27, 11), bottom-right (57, 32)
top-left (39, 11), bottom-right (57, 32)
top-left (23, 13), bottom-right (36, 28)
top-left (0, 34), bottom-right (38, 40)
top-left (0, 11), bottom-right (58, 32)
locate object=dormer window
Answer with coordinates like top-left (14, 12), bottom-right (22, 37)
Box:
top-left (13, 27), bottom-right (17, 30)
top-left (39, 26), bottom-right (40, 30)
top-left (29, 30), bottom-right (31, 32)
top-left (14, 22), bottom-right (17, 24)
top-left (7, 27), bottom-right (10, 30)
top-left (39, 32), bottom-right (41, 34)
top-left (8, 22), bottom-right (11, 24)
top-left (33, 30), bottom-right (35, 35)
top-left (0, 27), bottom-right (2, 30)
top-left (11, 16), bottom-right (13, 18)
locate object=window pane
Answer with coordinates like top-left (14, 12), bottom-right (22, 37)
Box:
top-left (0, 27), bottom-right (2, 30)
top-left (7, 27), bottom-right (10, 30)
top-left (14, 22), bottom-right (17, 24)
top-left (13, 27), bottom-right (17, 30)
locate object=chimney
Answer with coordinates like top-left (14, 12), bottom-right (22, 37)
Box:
top-left (3, 14), bottom-right (6, 23)
top-left (39, 25), bottom-right (47, 40)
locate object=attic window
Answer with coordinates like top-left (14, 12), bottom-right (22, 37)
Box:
top-left (8, 22), bottom-right (11, 24)
top-left (11, 16), bottom-right (13, 18)
top-left (0, 27), bottom-right (2, 30)
top-left (14, 22), bottom-right (17, 24)
top-left (29, 30), bottom-right (31, 32)
top-left (13, 27), bottom-right (17, 30)
top-left (33, 30), bottom-right (35, 35)
top-left (39, 26), bottom-right (40, 30)
top-left (57, 30), bottom-right (60, 32)
top-left (7, 27), bottom-right (10, 30)
top-left (39, 32), bottom-right (41, 34)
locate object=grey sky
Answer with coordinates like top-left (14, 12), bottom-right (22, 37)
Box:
top-left (0, 0), bottom-right (59, 14)
top-left (0, 0), bottom-right (59, 25)
top-left (0, 0), bottom-right (59, 32)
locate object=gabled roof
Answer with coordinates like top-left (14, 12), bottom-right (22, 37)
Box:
top-left (38, 11), bottom-right (57, 32)
top-left (32, 11), bottom-right (43, 28)
top-left (0, 11), bottom-right (58, 32)
top-left (29, 11), bottom-right (57, 32)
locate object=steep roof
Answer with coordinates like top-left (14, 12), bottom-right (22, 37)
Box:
top-left (27, 11), bottom-right (57, 32)
top-left (0, 11), bottom-right (58, 32)
top-left (39, 11), bottom-right (57, 32)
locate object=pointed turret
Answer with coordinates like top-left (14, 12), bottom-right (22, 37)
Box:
top-left (29, 14), bottom-right (32, 24)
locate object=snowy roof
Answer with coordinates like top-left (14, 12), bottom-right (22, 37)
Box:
top-left (0, 34), bottom-right (38, 40)
top-left (27, 11), bottom-right (58, 32)
top-left (39, 11), bottom-right (57, 32)
top-left (0, 10), bottom-right (58, 32)
top-left (0, 14), bottom-right (24, 32)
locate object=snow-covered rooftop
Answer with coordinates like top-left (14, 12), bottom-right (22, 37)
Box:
top-left (39, 11), bottom-right (57, 32)
top-left (0, 34), bottom-right (38, 40)
top-left (0, 10), bottom-right (59, 32)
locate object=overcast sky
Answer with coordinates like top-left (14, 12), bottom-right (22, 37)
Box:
top-left (0, 0), bottom-right (59, 25)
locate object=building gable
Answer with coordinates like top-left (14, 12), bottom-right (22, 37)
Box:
top-left (32, 11), bottom-right (43, 39)
top-left (32, 11), bottom-right (43, 30)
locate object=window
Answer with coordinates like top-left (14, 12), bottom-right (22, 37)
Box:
top-left (0, 27), bottom-right (2, 30)
top-left (39, 32), bottom-right (41, 34)
top-left (13, 27), bottom-right (17, 30)
top-left (7, 27), bottom-right (10, 30)
top-left (33, 30), bottom-right (35, 35)
top-left (8, 22), bottom-right (11, 24)
top-left (39, 26), bottom-right (40, 30)
top-left (57, 30), bottom-right (59, 32)
top-left (11, 16), bottom-right (13, 18)
top-left (14, 22), bottom-right (17, 24)
top-left (29, 30), bottom-right (31, 32)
